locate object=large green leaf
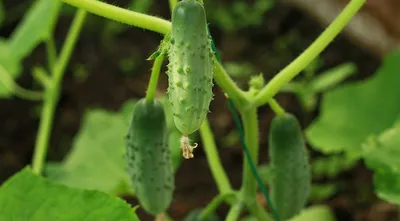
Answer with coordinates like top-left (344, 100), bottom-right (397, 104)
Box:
top-left (305, 51), bottom-right (400, 156)
top-left (0, 167), bottom-right (140, 221)
top-left (363, 121), bottom-right (400, 205)
top-left (45, 100), bottom-right (138, 195)
top-left (45, 98), bottom-right (182, 195)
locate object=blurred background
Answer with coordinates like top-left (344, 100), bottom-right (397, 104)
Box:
top-left (0, 0), bottom-right (399, 220)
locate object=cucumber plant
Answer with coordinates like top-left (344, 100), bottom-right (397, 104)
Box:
top-left (2, 0), bottom-right (391, 221)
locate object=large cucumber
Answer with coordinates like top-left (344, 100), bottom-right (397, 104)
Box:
top-left (125, 99), bottom-right (174, 215)
top-left (167, 0), bottom-right (214, 136)
top-left (268, 113), bottom-right (311, 220)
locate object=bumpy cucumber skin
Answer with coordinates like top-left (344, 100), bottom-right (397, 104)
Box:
top-left (167, 0), bottom-right (214, 135)
top-left (269, 113), bottom-right (311, 220)
top-left (126, 99), bottom-right (174, 215)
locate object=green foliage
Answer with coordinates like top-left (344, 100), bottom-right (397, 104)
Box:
top-left (282, 61), bottom-right (357, 112)
top-left (0, 167), bottom-right (140, 221)
top-left (0, 0), bottom-right (61, 97)
top-left (288, 205), bottom-right (336, 221)
top-left (204, 0), bottom-right (274, 31)
top-left (306, 51), bottom-right (400, 156)
top-left (363, 120), bottom-right (400, 204)
top-left (312, 155), bottom-right (357, 179)
top-left (45, 100), bottom-right (137, 196)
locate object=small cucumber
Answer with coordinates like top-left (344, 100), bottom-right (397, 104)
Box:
top-left (268, 113), bottom-right (311, 220)
top-left (125, 99), bottom-right (174, 215)
top-left (167, 0), bottom-right (214, 136)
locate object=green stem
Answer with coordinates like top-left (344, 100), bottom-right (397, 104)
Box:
top-left (252, 0), bottom-right (366, 108)
top-left (61, 0), bottom-right (247, 107)
top-left (246, 201), bottom-right (273, 221)
top-left (145, 55), bottom-right (164, 103)
top-left (268, 99), bottom-right (285, 117)
top-left (46, 36), bottom-right (57, 72)
top-left (0, 64), bottom-right (43, 101)
top-left (213, 59), bottom-right (248, 107)
top-left (61, 0), bottom-right (171, 35)
top-left (225, 202), bottom-right (243, 221)
top-left (239, 108), bottom-right (259, 203)
top-left (200, 119), bottom-right (233, 194)
top-left (32, 9), bottom-right (87, 175)
top-left (199, 192), bottom-right (236, 220)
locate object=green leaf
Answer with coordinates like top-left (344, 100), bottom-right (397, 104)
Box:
top-left (9, 0), bottom-right (61, 62)
top-left (0, 39), bottom-right (21, 98)
top-left (45, 98), bottom-right (182, 195)
top-left (363, 121), bottom-right (400, 204)
top-left (305, 51), bottom-right (400, 156)
top-left (0, 167), bottom-right (140, 221)
top-left (288, 205), bottom-right (336, 221)
top-left (310, 62), bottom-right (357, 93)
top-left (45, 100), bottom-right (138, 196)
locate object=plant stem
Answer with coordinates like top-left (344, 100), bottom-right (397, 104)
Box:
top-left (200, 119), bottom-right (233, 194)
top-left (213, 59), bottom-right (248, 107)
top-left (61, 0), bottom-right (171, 35)
top-left (46, 36), bottom-right (57, 72)
top-left (268, 99), bottom-right (285, 117)
top-left (62, 0), bottom-right (248, 107)
top-left (32, 9), bottom-right (87, 175)
top-left (0, 65), bottom-right (43, 101)
top-left (199, 192), bottom-right (236, 220)
top-left (225, 202), bottom-right (243, 221)
top-left (145, 55), bottom-right (164, 103)
top-left (239, 108), bottom-right (259, 203)
top-left (252, 0), bottom-right (366, 108)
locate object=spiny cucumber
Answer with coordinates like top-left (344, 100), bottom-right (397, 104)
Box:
top-left (268, 113), bottom-right (311, 220)
top-left (167, 0), bottom-right (214, 159)
top-left (125, 99), bottom-right (174, 215)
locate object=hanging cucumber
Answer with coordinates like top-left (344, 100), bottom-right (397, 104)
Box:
top-left (268, 113), bottom-right (311, 220)
top-left (125, 99), bottom-right (174, 215)
top-left (167, 0), bottom-right (214, 159)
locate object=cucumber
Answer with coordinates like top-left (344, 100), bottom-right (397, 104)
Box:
top-left (125, 99), bottom-right (174, 215)
top-left (167, 0), bottom-right (214, 136)
top-left (268, 113), bottom-right (311, 220)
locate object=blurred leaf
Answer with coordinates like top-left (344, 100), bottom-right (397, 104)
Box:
top-left (288, 205), bottom-right (336, 221)
top-left (45, 100), bottom-right (137, 196)
top-left (312, 155), bottom-right (358, 179)
top-left (310, 63), bottom-right (357, 92)
top-left (183, 208), bottom-right (221, 221)
top-left (0, 167), bottom-right (140, 221)
top-left (363, 121), bottom-right (400, 204)
top-left (305, 51), bottom-right (400, 156)
top-left (0, 39), bottom-right (21, 97)
top-left (9, 0), bottom-right (61, 62)
top-left (45, 98), bottom-right (182, 195)
top-left (309, 183), bottom-right (338, 201)
top-left (205, 0), bottom-right (274, 31)
top-left (258, 164), bottom-right (272, 185)
top-left (224, 61), bottom-right (257, 78)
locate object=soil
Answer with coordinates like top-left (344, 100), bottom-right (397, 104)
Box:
top-left (0, 1), bottom-right (397, 221)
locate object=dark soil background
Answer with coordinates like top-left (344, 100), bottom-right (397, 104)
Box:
top-left (0, 1), bottom-right (398, 221)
